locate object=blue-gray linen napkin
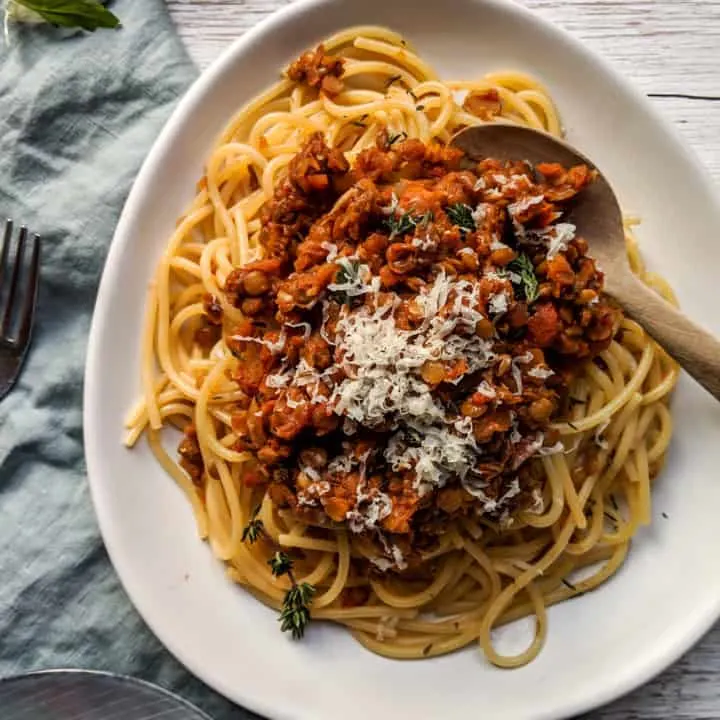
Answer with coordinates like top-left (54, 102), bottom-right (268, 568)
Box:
top-left (0, 3), bottom-right (258, 717)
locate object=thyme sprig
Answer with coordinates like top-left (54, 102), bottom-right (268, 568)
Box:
top-left (383, 208), bottom-right (433, 240)
top-left (279, 582), bottom-right (316, 640)
top-left (269, 551), bottom-right (294, 577)
top-left (242, 507), bottom-right (316, 640)
top-left (329, 258), bottom-right (362, 304)
top-left (507, 252), bottom-right (539, 303)
top-left (241, 504), bottom-right (264, 543)
top-left (445, 203), bottom-right (476, 234)
top-left (269, 551), bottom-right (316, 640)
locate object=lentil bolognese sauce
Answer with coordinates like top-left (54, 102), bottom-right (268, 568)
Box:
top-left (125, 26), bottom-right (679, 667)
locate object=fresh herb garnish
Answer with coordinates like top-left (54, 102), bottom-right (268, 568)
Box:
top-left (269, 551), bottom-right (294, 577)
top-left (387, 130), bottom-right (407, 147)
top-left (242, 508), bottom-right (316, 639)
top-left (507, 252), bottom-right (539, 303)
top-left (415, 210), bottom-right (434, 228)
top-left (335, 258), bottom-right (360, 285)
top-left (385, 211), bottom-right (415, 238)
top-left (279, 582), bottom-right (316, 640)
top-left (383, 209), bottom-right (433, 240)
top-left (328, 258), bottom-right (364, 304)
top-left (416, 104), bottom-right (425, 111)
top-left (10, 0), bottom-right (120, 31)
top-left (446, 203), bottom-right (476, 234)
top-left (241, 505), bottom-right (264, 544)
top-left (268, 551), bottom-right (316, 640)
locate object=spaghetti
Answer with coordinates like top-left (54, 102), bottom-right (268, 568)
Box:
top-left (125, 26), bottom-right (678, 668)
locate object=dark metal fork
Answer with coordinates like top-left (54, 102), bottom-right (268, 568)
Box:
top-left (0, 219), bottom-right (41, 401)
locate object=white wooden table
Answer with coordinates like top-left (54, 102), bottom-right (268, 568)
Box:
top-left (165, 1), bottom-right (720, 718)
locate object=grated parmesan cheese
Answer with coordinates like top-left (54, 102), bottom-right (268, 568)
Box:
top-left (378, 533), bottom-right (408, 571)
top-left (302, 466), bottom-right (322, 483)
top-left (375, 614), bottom-right (400, 640)
top-left (330, 272), bottom-right (495, 433)
top-left (230, 332), bottom-right (286, 355)
top-left (321, 241), bottom-right (339, 262)
top-left (412, 234), bottom-right (435, 251)
top-left (327, 259), bottom-right (381, 298)
top-left (382, 192), bottom-right (399, 216)
top-left (475, 380), bottom-right (497, 399)
top-left (528, 365), bottom-right (554, 380)
top-left (384, 416), bottom-right (480, 496)
top-left (471, 202), bottom-right (489, 226)
top-left (265, 370), bottom-right (290, 388)
top-left (285, 321), bottom-right (312, 341)
top-left (508, 194), bottom-right (544, 217)
top-left (528, 222), bottom-right (576, 260)
top-left (371, 557), bottom-right (394, 572)
top-left (488, 290), bottom-right (509, 316)
top-left (537, 441), bottom-right (565, 456)
top-left (529, 487), bottom-right (544, 514)
top-left (298, 479), bottom-right (330, 507)
top-left (510, 352), bottom-right (533, 395)
top-left (346, 491), bottom-right (392, 533)
top-left (486, 268), bottom-right (521, 285)
top-left (463, 474), bottom-right (521, 514)
top-left (320, 300), bottom-right (335, 345)
top-left (328, 452), bottom-right (355, 475)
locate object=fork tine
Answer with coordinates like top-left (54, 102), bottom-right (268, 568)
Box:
top-left (16, 233), bottom-right (41, 348)
top-left (0, 219), bottom-right (12, 291)
top-left (1, 225), bottom-right (28, 339)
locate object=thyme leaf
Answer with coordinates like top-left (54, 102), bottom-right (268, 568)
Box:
top-left (507, 252), bottom-right (539, 303)
top-left (329, 258), bottom-right (362, 303)
top-left (279, 583), bottom-right (316, 640)
top-left (269, 551), bottom-right (294, 577)
top-left (241, 505), bottom-right (265, 544)
top-left (383, 209), bottom-right (433, 240)
top-left (445, 203), bottom-right (476, 234)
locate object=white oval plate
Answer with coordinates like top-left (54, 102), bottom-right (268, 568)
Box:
top-left (84, 1), bottom-right (720, 718)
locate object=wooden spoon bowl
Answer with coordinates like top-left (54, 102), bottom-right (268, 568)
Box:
top-left (452, 123), bottom-right (720, 400)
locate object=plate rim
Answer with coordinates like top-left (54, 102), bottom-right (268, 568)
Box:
top-left (0, 668), bottom-right (213, 719)
top-left (83, 1), bottom-right (720, 719)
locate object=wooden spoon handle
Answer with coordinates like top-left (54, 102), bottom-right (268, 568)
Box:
top-left (610, 273), bottom-right (720, 400)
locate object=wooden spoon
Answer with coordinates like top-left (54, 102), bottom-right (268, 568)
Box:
top-left (452, 123), bottom-right (720, 400)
